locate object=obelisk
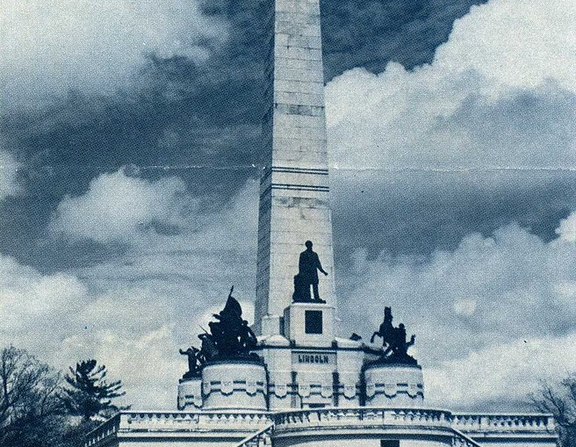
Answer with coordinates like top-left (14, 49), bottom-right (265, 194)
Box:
top-left (255, 0), bottom-right (336, 335)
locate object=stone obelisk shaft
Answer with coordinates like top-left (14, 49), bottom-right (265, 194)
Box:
top-left (255, 0), bottom-right (336, 335)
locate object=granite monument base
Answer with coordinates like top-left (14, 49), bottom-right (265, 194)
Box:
top-left (364, 363), bottom-right (424, 407)
top-left (202, 359), bottom-right (268, 411)
top-left (177, 376), bottom-right (202, 410)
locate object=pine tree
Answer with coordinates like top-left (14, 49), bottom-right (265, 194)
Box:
top-left (63, 360), bottom-right (128, 421)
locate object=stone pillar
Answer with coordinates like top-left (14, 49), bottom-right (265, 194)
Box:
top-left (255, 0), bottom-right (336, 336)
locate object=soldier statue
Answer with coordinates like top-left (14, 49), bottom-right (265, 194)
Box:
top-left (179, 346), bottom-right (203, 378)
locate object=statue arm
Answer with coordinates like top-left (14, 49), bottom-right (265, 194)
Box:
top-left (316, 254), bottom-right (328, 275)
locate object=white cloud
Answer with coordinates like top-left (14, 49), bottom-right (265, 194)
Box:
top-left (341, 218), bottom-right (576, 407)
top-left (0, 149), bottom-right (20, 199)
top-left (50, 168), bottom-right (189, 244)
top-left (556, 212), bottom-right (576, 243)
top-left (426, 334), bottom-right (576, 409)
top-left (0, 252), bottom-right (179, 408)
top-left (0, 0), bottom-right (228, 107)
top-left (0, 254), bottom-right (88, 336)
top-left (3, 176), bottom-right (259, 409)
top-left (48, 168), bottom-right (259, 302)
top-left (433, 0), bottom-right (576, 93)
top-left (325, 0), bottom-right (576, 171)
top-left (453, 299), bottom-right (477, 317)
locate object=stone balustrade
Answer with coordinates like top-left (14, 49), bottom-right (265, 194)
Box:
top-left (85, 411), bottom-right (273, 447)
top-left (85, 415), bottom-right (120, 447)
top-left (452, 413), bottom-right (556, 433)
top-left (85, 408), bottom-right (555, 447)
top-left (274, 407), bottom-right (453, 433)
top-left (273, 409), bottom-right (556, 443)
top-left (233, 423), bottom-right (275, 447)
top-left (120, 411), bottom-right (273, 431)
top-left (451, 428), bottom-right (483, 447)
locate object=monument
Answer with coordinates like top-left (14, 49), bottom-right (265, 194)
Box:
top-left (86, 0), bottom-right (558, 446)
top-left (254, 0), bottom-right (336, 336)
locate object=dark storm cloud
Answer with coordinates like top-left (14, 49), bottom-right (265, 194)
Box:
top-left (321, 0), bottom-right (488, 79)
top-left (0, 0), bottom-right (487, 269)
top-left (332, 170), bottom-right (576, 264)
top-left (329, 85), bottom-right (576, 260)
top-left (3, 0), bottom-right (489, 172)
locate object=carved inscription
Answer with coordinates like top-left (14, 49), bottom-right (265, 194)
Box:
top-left (292, 351), bottom-right (336, 366)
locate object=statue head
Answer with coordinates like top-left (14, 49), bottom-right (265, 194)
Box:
top-left (305, 240), bottom-right (313, 249)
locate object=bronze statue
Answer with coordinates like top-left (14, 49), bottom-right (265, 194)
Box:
top-left (179, 287), bottom-right (260, 378)
top-left (293, 240), bottom-right (328, 302)
top-left (198, 332), bottom-right (218, 359)
top-left (371, 307), bottom-right (417, 365)
top-left (371, 306), bottom-right (394, 345)
top-left (239, 320), bottom-right (257, 351)
top-left (198, 286), bottom-right (260, 361)
top-left (179, 346), bottom-right (203, 378)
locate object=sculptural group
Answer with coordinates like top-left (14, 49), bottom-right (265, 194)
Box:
top-left (371, 307), bottom-right (417, 365)
top-left (180, 287), bottom-right (259, 378)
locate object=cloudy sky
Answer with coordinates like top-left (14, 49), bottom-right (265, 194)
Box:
top-left (1, 0), bottom-right (575, 411)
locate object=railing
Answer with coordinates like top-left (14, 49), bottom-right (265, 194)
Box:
top-left (273, 408), bottom-right (557, 439)
top-left (85, 411), bottom-right (273, 447)
top-left (451, 428), bottom-right (483, 447)
top-left (84, 414), bottom-right (120, 447)
top-left (85, 408), bottom-right (556, 446)
top-left (452, 413), bottom-right (556, 434)
top-left (120, 410), bottom-right (273, 432)
top-left (234, 423), bottom-right (274, 447)
top-left (274, 407), bottom-right (453, 432)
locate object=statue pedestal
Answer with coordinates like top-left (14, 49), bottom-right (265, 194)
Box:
top-left (363, 363), bottom-right (424, 407)
top-left (284, 302), bottom-right (335, 347)
top-left (177, 376), bottom-right (202, 410)
top-left (202, 359), bottom-right (268, 411)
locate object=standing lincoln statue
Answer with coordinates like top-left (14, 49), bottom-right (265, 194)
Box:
top-left (294, 240), bottom-right (328, 302)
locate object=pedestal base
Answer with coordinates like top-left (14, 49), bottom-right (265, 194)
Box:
top-left (177, 377), bottom-right (202, 410)
top-left (202, 359), bottom-right (268, 411)
top-left (363, 363), bottom-right (424, 407)
top-left (284, 302), bottom-right (335, 347)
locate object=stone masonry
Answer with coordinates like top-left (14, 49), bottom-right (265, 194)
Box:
top-left (255, 0), bottom-right (337, 335)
